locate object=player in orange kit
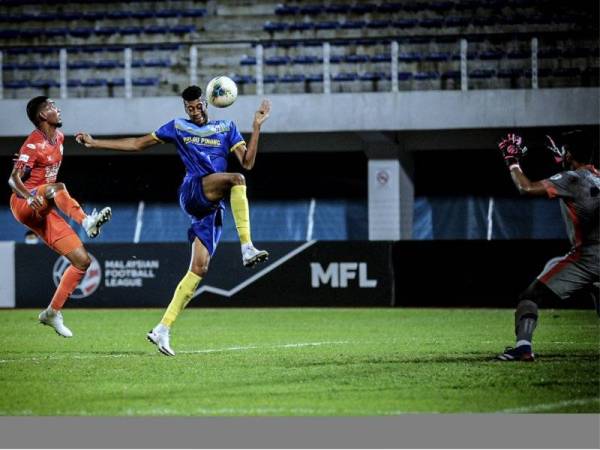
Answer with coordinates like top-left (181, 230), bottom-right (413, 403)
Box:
top-left (8, 96), bottom-right (112, 337)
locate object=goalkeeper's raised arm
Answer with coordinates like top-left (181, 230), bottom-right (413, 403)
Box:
top-left (498, 132), bottom-right (547, 196)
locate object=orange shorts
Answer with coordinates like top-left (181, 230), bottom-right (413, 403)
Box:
top-left (10, 188), bottom-right (83, 256)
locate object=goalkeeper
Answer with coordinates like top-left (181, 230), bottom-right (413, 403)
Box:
top-left (496, 131), bottom-right (599, 361)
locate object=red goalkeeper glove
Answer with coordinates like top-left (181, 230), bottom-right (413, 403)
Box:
top-left (498, 133), bottom-right (527, 167)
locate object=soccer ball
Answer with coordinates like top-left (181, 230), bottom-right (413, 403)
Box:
top-left (206, 76), bottom-right (238, 108)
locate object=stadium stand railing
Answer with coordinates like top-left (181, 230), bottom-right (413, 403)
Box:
top-left (0, 0), bottom-right (597, 98)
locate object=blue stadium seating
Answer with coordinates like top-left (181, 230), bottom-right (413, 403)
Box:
top-left (340, 20), bottom-right (366, 30)
top-left (469, 69), bottom-right (496, 79)
top-left (414, 71), bottom-right (440, 80)
top-left (81, 78), bottom-right (108, 87)
top-left (291, 55), bottom-right (320, 64)
top-left (265, 55), bottom-right (290, 65)
top-left (299, 5), bottom-right (323, 15)
top-left (332, 72), bottom-right (359, 82)
top-left (280, 74), bottom-right (305, 83)
top-left (289, 22), bottom-right (314, 31)
top-left (132, 77), bottom-right (159, 86)
top-left (314, 21), bottom-right (339, 30)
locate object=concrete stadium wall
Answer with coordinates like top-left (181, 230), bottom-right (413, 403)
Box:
top-left (0, 88), bottom-right (597, 137)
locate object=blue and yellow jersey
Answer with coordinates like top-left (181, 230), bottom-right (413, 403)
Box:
top-left (152, 118), bottom-right (245, 177)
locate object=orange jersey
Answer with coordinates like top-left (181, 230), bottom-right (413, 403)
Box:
top-left (14, 129), bottom-right (64, 190)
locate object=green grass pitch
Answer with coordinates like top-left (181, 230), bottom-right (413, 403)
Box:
top-left (0, 308), bottom-right (598, 415)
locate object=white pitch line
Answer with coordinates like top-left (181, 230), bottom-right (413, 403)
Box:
top-left (0, 340), bottom-right (352, 364)
top-left (179, 340), bottom-right (351, 355)
top-left (495, 397), bottom-right (600, 413)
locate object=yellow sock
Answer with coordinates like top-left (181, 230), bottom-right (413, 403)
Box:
top-left (230, 184), bottom-right (251, 245)
top-left (160, 271), bottom-right (202, 327)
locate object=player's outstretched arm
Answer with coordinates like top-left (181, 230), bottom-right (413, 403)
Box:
top-left (234, 99), bottom-right (271, 170)
top-left (75, 132), bottom-right (159, 152)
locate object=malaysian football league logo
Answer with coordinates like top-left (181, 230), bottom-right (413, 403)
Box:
top-left (53, 253), bottom-right (102, 299)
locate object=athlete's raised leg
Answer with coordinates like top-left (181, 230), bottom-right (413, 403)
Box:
top-left (202, 172), bottom-right (268, 267)
top-left (41, 183), bottom-right (112, 238)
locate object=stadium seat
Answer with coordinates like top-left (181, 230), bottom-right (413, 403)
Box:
top-left (181, 9), bottom-right (207, 18)
top-left (399, 52), bottom-right (422, 63)
top-left (274, 5), bottom-right (299, 15)
top-left (370, 54), bottom-right (390, 63)
top-left (16, 62), bottom-right (42, 70)
top-left (95, 27), bottom-right (118, 36)
top-left (377, 2), bottom-right (404, 13)
top-left (263, 74), bottom-right (279, 83)
top-left (144, 25), bottom-right (170, 35)
top-left (42, 62), bottom-right (60, 70)
top-left (265, 56), bottom-right (290, 65)
top-left (155, 9), bottom-right (180, 18)
top-left (291, 55), bottom-right (320, 64)
top-left (130, 10), bottom-right (155, 19)
top-left (70, 28), bottom-right (94, 38)
top-left (350, 4), bottom-right (377, 14)
top-left (344, 54), bottom-right (370, 63)
top-left (132, 77), bottom-right (160, 86)
top-left (444, 16), bottom-right (470, 27)
top-left (359, 72), bottom-right (385, 81)
top-left (398, 72), bottom-right (413, 80)
top-left (4, 80), bottom-right (29, 89)
top-left (169, 25), bottom-right (196, 34)
top-left (306, 74), bottom-right (324, 82)
top-left (280, 74), bottom-right (305, 83)
top-left (44, 28), bottom-right (69, 37)
top-left (144, 59), bottom-right (171, 68)
top-left (366, 20), bottom-right (390, 29)
top-left (264, 21), bottom-right (288, 32)
top-left (240, 56), bottom-right (257, 65)
top-left (68, 61), bottom-right (94, 70)
top-left (332, 72), bottom-right (359, 82)
top-left (299, 5), bottom-right (323, 15)
top-left (96, 60), bottom-right (120, 69)
top-left (231, 74), bottom-right (255, 85)
top-left (82, 78), bottom-right (108, 87)
top-left (120, 26), bottom-right (144, 35)
top-left (425, 52), bottom-right (450, 62)
top-left (479, 50), bottom-right (504, 60)
top-left (413, 71), bottom-right (439, 80)
top-left (340, 20), bottom-right (366, 30)
top-left (30, 79), bottom-right (59, 88)
top-left (67, 79), bottom-right (82, 87)
top-left (419, 18), bottom-right (444, 28)
top-left (469, 69), bottom-right (495, 79)
top-left (391, 19), bottom-right (418, 28)
top-left (289, 22), bottom-right (314, 31)
top-left (314, 21), bottom-right (339, 30)
top-left (324, 4), bottom-right (350, 14)
top-left (497, 68), bottom-right (524, 78)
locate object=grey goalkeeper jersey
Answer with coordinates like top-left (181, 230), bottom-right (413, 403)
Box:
top-left (542, 165), bottom-right (600, 248)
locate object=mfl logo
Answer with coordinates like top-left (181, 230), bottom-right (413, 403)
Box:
top-left (310, 262), bottom-right (377, 288)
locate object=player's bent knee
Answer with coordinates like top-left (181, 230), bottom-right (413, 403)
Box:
top-left (230, 173), bottom-right (246, 186)
top-left (518, 280), bottom-right (558, 309)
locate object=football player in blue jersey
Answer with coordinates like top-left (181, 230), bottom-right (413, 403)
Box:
top-left (76, 85), bottom-right (271, 356)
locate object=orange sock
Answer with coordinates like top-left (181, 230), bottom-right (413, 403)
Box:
top-left (50, 265), bottom-right (87, 310)
top-left (53, 189), bottom-right (86, 225)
